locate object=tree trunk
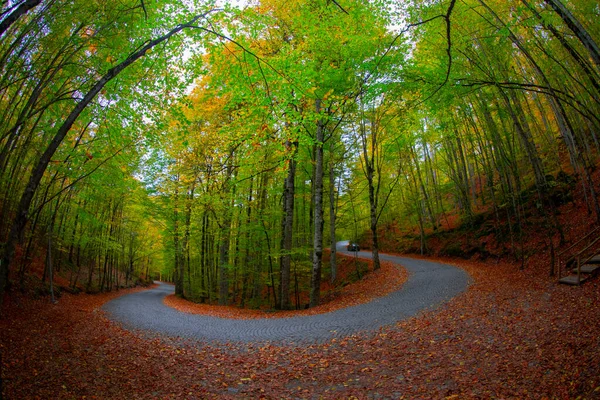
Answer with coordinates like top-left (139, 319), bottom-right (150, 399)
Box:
top-left (218, 157), bottom-right (234, 306)
top-left (360, 112), bottom-right (381, 270)
top-left (183, 181), bottom-right (195, 297)
top-left (501, 89), bottom-right (547, 190)
top-left (411, 144), bottom-right (437, 230)
top-left (521, 0), bottom-right (600, 94)
top-left (328, 146), bottom-right (337, 283)
top-left (173, 178), bottom-right (183, 296)
top-left (200, 210), bottom-right (208, 302)
top-left (240, 177), bottom-right (254, 308)
top-left (310, 99), bottom-right (324, 308)
top-left (367, 167), bottom-right (381, 270)
top-left (0, 0), bottom-right (42, 37)
top-left (544, 0), bottom-right (600, 68)
top-left (280, 140), bottom-right (297, 310)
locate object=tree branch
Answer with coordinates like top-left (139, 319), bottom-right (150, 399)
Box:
top-left (461, 79), bottom-right (600, 126)
top-left (192, 25), bottom-right (309, 98)
top-left (140, 0), bottom-right (148, 20)
top-left (31, 142), bottom-right (134, 215)
top-left (329, 0), bottom-right (349, 15)
top-left (371, 0), bottom-right (457, 102)
top-left (0, 0), bottom-right (42, 37)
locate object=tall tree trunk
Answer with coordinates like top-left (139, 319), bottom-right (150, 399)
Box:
top-left (67, 199), bottom-right (82, 267)
top-left (0, 0), bottom-right (43, 37)
top-left (252, 173), bottom-right (268, 305)
top-left (46, 231), bottom-right (56, 303)
top-left (521, 0), bottom-right (600, 94)
top-left (411, 144), bottom-right (437, 230)
top-left (240, 176), bottom-right (254, 308)
top-left (200, 210), bottom-right (209, 302)
top-left (501, 89), bottom-right (547, 190)
top-left (126, 231), bottom-right (134, 287)
top-left (183, 181), bottom-right (195, 297)
top-left (367, 167), bottom-right (381, 270)
top-left (478, 0), bottom-right (582, 173)
top-left (218, 157), bottom-right (234, 306)
top-left (310, 99), bottom-right (324, 308)
top-left (328, 145), bottom-right (337, 283)
top-left (218, 222), bottom-right (230, 306)
top-left (360, 113), bottom-right (381, 270)
top-left (280, 139), bottom-right (297, 310)
top-left (173, 177), bottom-right (184, 296)
top-left (544, 0), bottom-right (600, 68)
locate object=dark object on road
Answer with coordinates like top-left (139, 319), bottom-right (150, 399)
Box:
top-left (347, 243), bottom-right (360, 251)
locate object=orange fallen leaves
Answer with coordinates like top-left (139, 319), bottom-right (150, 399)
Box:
top-left (1, 255), bottom-right (599, 399)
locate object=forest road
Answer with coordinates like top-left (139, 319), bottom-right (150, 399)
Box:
top-left (103, 247), bottom-right (470, 344)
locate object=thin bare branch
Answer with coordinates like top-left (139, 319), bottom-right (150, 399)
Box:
top-left (329, 0), bottom-right (349, 15)
top-left (140, 0), bottom-right (148, 20)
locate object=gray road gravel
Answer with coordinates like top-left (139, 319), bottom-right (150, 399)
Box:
top-left (103, 248), bottom-right (470, 344)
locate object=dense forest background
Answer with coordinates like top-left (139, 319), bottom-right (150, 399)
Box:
top-left (1, 0), bottom-right (599, 310)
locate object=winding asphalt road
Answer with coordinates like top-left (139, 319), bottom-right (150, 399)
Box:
top-left (103, 245), bottom-right (470, 344)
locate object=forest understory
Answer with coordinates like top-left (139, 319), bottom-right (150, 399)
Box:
top-left (371, 166), bottom-right (600, 281)
top-left (164, 255), bottom-right (408, 319)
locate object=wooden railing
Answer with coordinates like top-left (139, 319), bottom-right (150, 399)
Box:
top-left (555, 226), bottom-right (600, 283)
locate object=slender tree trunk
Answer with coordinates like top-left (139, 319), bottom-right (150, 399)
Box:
top-left (360, 113), bottom-right (381, 270)
top-left (544, 0), bottom-right (600, 68)
top-left (0, 0), bottom-right (43, 37)
top-left (367, 168), bottom-right (381, 270)
top-left (310, 99), bottom-right (324, 308)
top-left (411, 145), bottom-right (437, 230)
top-left (521, 0), bottom-right (600, 93)
top-left (280, 140), bottom-right (297, 310)
top-left (240, 177), bottom-right (254, 308)
top-left (183, 182), bottom-right (195, 297)
top-left (218, 158), bottom-right (234, 306)
top-left (328, 147), bottom-right (337, 283)
top-left (173, 178), bottom-right (183, 297)
top-left (67, 199), bottom-right (81, 266)
top-left (501, 89), bottom-right (547, 190)
top-left (252, 174), bottom-right (267, 304)
top-left (200, 210), bottom-right (208, 302)
top-left (71, 243), bottom-right (82, 290)
top-left (46, 232), bottom-right (55, 303)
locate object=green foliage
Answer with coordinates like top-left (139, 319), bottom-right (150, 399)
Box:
top-left (1, 0), bottom-right (598, 300)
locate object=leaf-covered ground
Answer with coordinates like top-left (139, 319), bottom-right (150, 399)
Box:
top-left (2, 254), bottom-right (599, 399)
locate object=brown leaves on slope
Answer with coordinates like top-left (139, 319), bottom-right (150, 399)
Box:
top-left (2, 258), bottom-right (599, 399)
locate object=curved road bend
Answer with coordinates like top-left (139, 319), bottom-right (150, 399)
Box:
top-left (103, 245), bottom-right (470, 344)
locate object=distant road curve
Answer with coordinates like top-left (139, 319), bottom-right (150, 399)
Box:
top-left (103, 242), bottom-right (470, 343)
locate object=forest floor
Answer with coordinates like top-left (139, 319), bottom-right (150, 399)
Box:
top-left (2, 249), bottom-right (600, 398)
